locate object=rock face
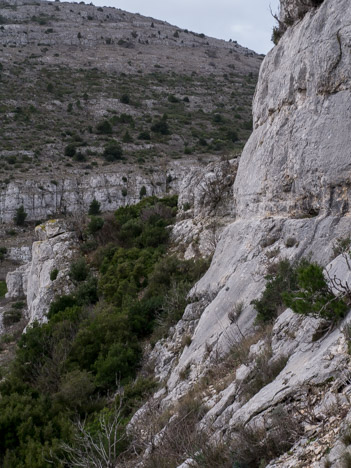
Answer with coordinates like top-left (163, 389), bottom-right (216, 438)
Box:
top-left (171, 158), bottom-right (238, 259)
top-left (6, 219), bottom-right (78, 326)
top-left (132, 1), bottom-right (351, 466)
top-left (280, 0), bottom-right (323, 24)
top-left (0, 163), bottom-right (188, 223)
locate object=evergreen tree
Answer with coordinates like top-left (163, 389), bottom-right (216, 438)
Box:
top-left (88, 198), bottom-right (101, 215)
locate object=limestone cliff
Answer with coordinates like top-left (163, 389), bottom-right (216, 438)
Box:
top-left (130, 1), bottom-right (351, 466)
top-left (0, 162), bottom-right (188, 223)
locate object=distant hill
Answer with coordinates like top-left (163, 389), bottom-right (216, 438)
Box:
top-left (0, 0), bottom-right (262, 183)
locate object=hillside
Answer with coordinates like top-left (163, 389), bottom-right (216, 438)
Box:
top-left (0, 0), bottom-right (261, 195)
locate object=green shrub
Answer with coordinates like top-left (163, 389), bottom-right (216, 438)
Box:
top-left (272, 26), bottom-right (283, 45)
top-left (14, 205), bottom-right (27, 226)
top-left (50, 268), bottom-right (59, 281)
top-left (254, 259), bottom-right (349, 324)
top-left (120, 93), bottom-right (130, 104)
top-left (139, 185), bottom-right (147, 198)
top-left (168, 94), bottom-right (179, 103)
top-left (88, 198), bottom-right (101, 215)
top-left (118, 113), bottom-right (135, 125)
top-left (48, 294), bottom-right (77, 318)
top-left (151, 116), bottom-right (170, 135)
top-left (96, 120), bottom-right (113, 135)
top-left (75, 276), bottom-right (98, 305)
top-left (55, 369), bottom-right (95, 409)
top-left (102, 140), bottom-right (123, 161)
top-left (227, 129), bottom-right (239, 142)
top-left (283, 262), bottom-right (348, 322)
top-left (94, 340), bottom-right (141, 388)
top-left (64, 143), bottom-right (76, 157)
top-left (122, 130), bottom-right (133, 143)
top-left (88, 216), bottom-right (104, 234)
top-left (138, 130), bottom-right (151, 140)
top-left (0, 246), bottom-right (7, 261)
top-left (70, 258), bottom-right (89, 282)
top-left (2, 309), bottom-right (22, 327)
top-left (252, 259), bottom-right (298, 322)
top-left (73, 152), bottom-right (86, 162)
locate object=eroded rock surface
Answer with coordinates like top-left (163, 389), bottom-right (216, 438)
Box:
top-left (6, 219), bottom-right (79, 327)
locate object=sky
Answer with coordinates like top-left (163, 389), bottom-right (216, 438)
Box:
top-left (58, 0), bottom-right (280, 54)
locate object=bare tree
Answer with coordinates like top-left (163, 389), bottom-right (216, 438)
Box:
top-left (58, 399), bottom-right (126, 468)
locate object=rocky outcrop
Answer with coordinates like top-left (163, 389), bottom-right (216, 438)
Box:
top-left (171, 158), bottom-right (238, 259)
top-left (6, 219), bottom-right (79, 326)
top-left (280, 0), bottom-right (324, 24)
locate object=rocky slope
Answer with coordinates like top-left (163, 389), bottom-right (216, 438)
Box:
top-left (125, 0), bottom-right (351, 466)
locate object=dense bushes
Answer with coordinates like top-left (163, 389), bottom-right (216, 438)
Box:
top-left (0, 195), bottom-right (210, 467)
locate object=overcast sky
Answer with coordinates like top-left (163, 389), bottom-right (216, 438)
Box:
top-left (61, 0), bottom-right (280, 54)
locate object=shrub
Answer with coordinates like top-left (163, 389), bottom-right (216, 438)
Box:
top-left (168, 94), bottom-right (179, 103)
top-left (0, 246), bottom-right (7, 261)
top-left (14, 205), bottom-right (27, 226)
top-left (50, 268), bottom-right (59, 281)
top-left (64, 143), bottom-right (76, 157)
top-left (254, 259), bottom-right (349, 324)
top-left (285, 237), bottom-right (297, 248)
top-left (102, 140), bottom-right (123, 161)
top-left (55, 369), bottom-right (95, 409)
top-left (48, 295), bottom-right (77, 318)
top-left (2, 309), bottom-right (22, 327)
top-left (272, 26), bottom-right (283, 45)
top-left (88, 198), bottom-right (101, 215)
top-left (73, 152), bottom-right (86, 162)
top-left (118, 113), bottom-right (134, 125)
top-left (122, 130), bottom-right (133, 143)
top-left (120, 93), bottom-right (130, 104)
top-left (252, 259), bottom-right (298, 322)
top-left (283, 262), bottom-right (348, 322)
top-left (96, 120), bottom-right (113, 135)
top-left (138, 131), bottom-right (151, 140)
top-left (139, 186), bottom-right (147, 199)
top-left (151, 116), bottom-right (170, 135)
top-left (121, 188), bottom-right (128, 197)
top-left (70, 258), bottom-right (89, 282)
top-left (227, 129), bottom-right (239, 142)
top-left (0, 280), bottom-right (8, 297)
top-left (88, 216), bottom-right (104, 234)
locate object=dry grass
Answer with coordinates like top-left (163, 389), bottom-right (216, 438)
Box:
top-left (204, 323), bottom-right (273, 392)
